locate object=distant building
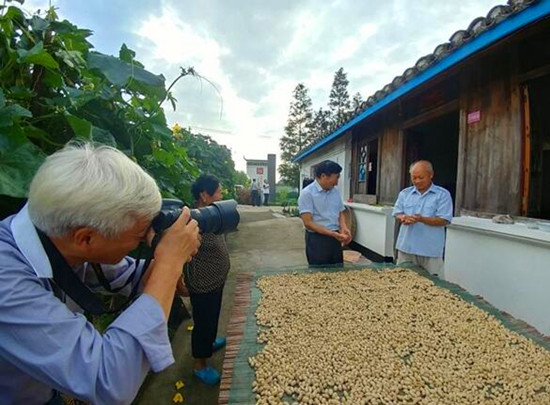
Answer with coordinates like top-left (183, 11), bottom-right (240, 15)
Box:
top-left (245, 154), bottom-right (276, 202)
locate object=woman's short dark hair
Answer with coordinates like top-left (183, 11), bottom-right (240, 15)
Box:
top-left (315, 160), bottom-right (342, 178)
top-left (191, 174), bottom-right (220, 201)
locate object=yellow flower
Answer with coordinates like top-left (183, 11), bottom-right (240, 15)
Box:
top-left (172, 122), bottom-right (182, 136)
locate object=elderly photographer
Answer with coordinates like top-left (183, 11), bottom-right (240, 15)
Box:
top-left (0, 144), bottom-right (200, 405)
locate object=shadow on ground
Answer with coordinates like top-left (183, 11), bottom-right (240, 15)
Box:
top-left (134, 206), bottom-right (306, 405)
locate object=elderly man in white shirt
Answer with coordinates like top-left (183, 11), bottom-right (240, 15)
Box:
top-left (392, 160), bottom-right (453, 278)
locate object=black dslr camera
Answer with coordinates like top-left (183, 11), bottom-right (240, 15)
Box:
top-left (152, 198), bottom-right (240, 235)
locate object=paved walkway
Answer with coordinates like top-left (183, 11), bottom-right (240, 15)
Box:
top-left (135, 206), bottom-right (307, 405)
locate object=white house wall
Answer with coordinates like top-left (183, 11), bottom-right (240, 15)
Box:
top-left (445, 217), bottom-right (550, 335)
top-left (246, 164), bottom-right (269, 186)
top-left (345, 202), bottom-right (395, 259)
top-left (299, 133), bottom-right (352, 199)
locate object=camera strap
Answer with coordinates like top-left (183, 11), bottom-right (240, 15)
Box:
top-left (36, 227), bottom-right (106, 315)
top-left (36, 227), bottom-right (153, 316)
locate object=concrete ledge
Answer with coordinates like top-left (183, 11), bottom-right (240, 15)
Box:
top-left (450, 216), bottom-right (550, 247)
top-left (345, 202), bottom-right (393, 214)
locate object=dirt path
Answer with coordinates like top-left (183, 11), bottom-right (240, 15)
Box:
top-left (135, 206), bottom-right (306, 405)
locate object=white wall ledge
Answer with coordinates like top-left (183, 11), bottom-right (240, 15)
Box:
top-left (450, 216), bottom-right (550, 247)
top-left (345, 202), bottom-right (394, 215)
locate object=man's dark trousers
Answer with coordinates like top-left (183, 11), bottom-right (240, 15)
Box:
top-left (305, 231), bottom-right (343, 267)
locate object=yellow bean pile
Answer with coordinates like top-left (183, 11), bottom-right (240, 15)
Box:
top-left (249, 269), bottom-right (550, 404)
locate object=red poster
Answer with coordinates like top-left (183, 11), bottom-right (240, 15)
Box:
top-left (256, 167), bottom-right (264, 174)
top-left (467, 110), bottom-right (481, 124)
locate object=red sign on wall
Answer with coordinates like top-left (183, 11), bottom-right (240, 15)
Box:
top-left (467, 110), bottom-right (481, 124)
top-left (256, 167), bottom-right (264, 175)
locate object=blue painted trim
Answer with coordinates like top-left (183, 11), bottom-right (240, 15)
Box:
top-left (294, 0), bottom-right (550, 162)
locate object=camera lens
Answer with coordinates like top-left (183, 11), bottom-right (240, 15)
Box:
top-left (153, 199), bottom-right (240, 235)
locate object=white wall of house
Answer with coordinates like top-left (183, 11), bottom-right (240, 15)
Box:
top-left (246, 163), bottom-right (268, 186)
top-left (299, 133), bottom-right (352, 199)
top-left (445, 216), bottom-right (550, 335)
top-left (345, 202), bottom-right (395, 259)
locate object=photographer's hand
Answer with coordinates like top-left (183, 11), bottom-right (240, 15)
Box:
top-left (144, 208), bottom-right (200, 319)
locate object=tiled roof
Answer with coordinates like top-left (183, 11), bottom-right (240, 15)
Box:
top-left (245, 158), bottom-right (268, 165)
top-left (294, 0), bottom-right (542, 161)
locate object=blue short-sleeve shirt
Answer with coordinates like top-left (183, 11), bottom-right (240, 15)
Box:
top-left (298, 180), bottom-right (345, 231)
top-left (392, 184), bottom-right (453, 258)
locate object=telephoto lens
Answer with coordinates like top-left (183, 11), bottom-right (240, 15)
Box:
top-left (152, 198), bottom-right (240, 235)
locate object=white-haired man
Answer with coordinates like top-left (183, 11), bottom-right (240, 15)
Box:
top-left (392, 160), bottom-right (453, 279)
top-left (0, 144), bottom-right (200, 405)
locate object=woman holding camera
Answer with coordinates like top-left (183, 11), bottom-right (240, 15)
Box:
top-left (177, 174), bottom-right (230, 385)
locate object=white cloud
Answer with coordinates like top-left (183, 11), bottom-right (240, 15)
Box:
top-left (15, 0), bottom-right (504, 178)
top-left (280, 9), bottom-right (325, 63)
top-left (331, 23), bottom-right (377, 62)
top-left (138, 12), bottom-right (228, 68)
top-left (135, 7), bottom-right (276, 172)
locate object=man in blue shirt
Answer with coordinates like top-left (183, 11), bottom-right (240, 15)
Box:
top-left (0, 144), bottom-right (200, 405)
top-left (392, 160), bottom-right (453, 278)
top-left (298, 160), bottom-right (352, 267)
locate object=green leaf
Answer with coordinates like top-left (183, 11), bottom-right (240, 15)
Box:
top-left (17, 41), bottom-right (60, 69)
top-left (7, 86), bottom-right (35, 101)
top-left (0, 132), bottom-right (46, 197)
top-left (51, 20), bottom-right (92, 37)
top-left (65, 113), bottom-right (91, 139)
top-left (24, 125), bottom-right (49, 141)
top-left (152, 148), bottom-right (176, 166)
top-left (91, 126), bottom-right (116, 147)
top-left (0, 17), bottom-right (14, 40)
top-left (0, 104), bottom-right (32, 127)
top-left (151, 123), bottom-right (172, 139)
top-left (0, 90), bottom-right (5, 108)
top-left (43, 70), bottom-right (64, 87)
top-left (59, 33), bottom-right (92, 53)
top-left (55, 49), bottom-right (86, 69)
top-left (119, 43), bottom-right (136, 63)
top-left (87, 51), bottom-right (165, 88)
top-left (3, 6), bottom-right (25, 24)
top-left (0, 6), bottom-right (23, 39)
top-left (30, 16), bottom-right (49, 33)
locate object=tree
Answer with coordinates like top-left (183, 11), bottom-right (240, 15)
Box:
top-left (279, 83), bottom-right (313, 187)
top-left (309, 108), bottom-right (332, 145)
top-left (351, 92), bottom-right (363, 111)
top-left (328, 67), bottom-right (351, 125)
top-left (173, 125), bottom-right (238, 201)
top-left (233, 170), bottom-right (251, 187)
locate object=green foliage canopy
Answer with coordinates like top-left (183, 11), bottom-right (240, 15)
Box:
top-left (0, 3), bottom-right (239, 216)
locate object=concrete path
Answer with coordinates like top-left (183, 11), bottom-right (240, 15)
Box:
top-left (135, 206), bottom-right (307, 405)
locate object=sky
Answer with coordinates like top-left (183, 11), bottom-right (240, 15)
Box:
top-left (23, 0), bottom-right (500, 173)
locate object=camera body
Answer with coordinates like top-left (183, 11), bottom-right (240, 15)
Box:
top-left (152, 199), bottom-right (240, 235)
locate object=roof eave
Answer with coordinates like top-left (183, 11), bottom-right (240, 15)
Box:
top-left (294, 0), bottom-right (550, 163)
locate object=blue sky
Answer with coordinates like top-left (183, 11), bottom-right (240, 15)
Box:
top-left (23, 0), bottom-right (500, 172)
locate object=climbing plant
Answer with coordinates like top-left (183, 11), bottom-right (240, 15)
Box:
top-left (0, 2), bottom-right (208, 216)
